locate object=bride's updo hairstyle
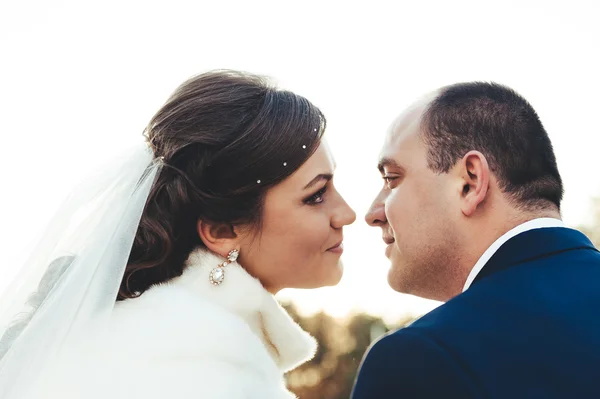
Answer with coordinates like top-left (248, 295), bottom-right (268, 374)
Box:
top-left (119, 70), bottom-right (325, 300)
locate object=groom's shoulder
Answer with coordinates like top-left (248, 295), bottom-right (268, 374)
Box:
top-left (360, 328), bottom-right (436, 376)
top-left (402, 294), bottom-right (475, 331)
top-left (366, 325), bottom-right (445, 361)
top-left (380, 292), bottom-right (490, 345)
top-left (353, 320), bottom-right (479, 398)
top-left (364, 301), bottom-right (474, 373)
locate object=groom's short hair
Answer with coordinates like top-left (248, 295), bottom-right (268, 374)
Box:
top-left (420, 82), bottom-right (563, 211)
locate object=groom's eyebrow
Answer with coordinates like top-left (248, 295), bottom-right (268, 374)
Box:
top-left (377, 157), bottom-right (403, 173)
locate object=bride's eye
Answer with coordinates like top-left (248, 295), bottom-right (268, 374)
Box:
top-left (304, 186), bottom-right (328, 205)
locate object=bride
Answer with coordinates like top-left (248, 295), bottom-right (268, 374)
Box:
top-left (0, 70), bottom-right (356, 398)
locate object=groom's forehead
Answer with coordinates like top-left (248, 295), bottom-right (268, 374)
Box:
top-left (382, 111), bottom-right (422, 151)
top-left (378, 92), bottom-right (437, 166)
top-left (378, 118), bottom-right (428, 171)
top-left (378, 132), bottom-right (417, 172)
top-left (387, 89), bottom-right (438, 136)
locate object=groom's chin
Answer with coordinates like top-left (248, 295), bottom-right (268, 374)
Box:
top-left (387, 267), bottom-right (402, 292)
top-left (386, 262), bottom-right (412, 294)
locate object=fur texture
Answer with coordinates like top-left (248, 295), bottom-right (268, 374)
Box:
top-left (34, 249), bottom-right (317, 399)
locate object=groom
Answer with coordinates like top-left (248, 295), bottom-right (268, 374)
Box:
top-left (352, 82), bottom-right (600, 398)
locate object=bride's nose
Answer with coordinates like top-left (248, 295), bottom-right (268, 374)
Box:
top-left (331, 196), bottom-right (356, 229)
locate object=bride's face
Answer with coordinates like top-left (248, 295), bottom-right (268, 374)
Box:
top-left (237, 141), bottom-right (356, 293)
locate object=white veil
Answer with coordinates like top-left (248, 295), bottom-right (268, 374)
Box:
top-left (0, 143), bottom-right (162, 398)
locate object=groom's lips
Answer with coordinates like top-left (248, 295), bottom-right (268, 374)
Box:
top-left (383, 236), bottom-right (395, 258)
top-left (383, 236), bottom-right (395, 245)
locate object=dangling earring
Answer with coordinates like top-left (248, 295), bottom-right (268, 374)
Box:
top-left (209, 249), bottom-right (239, 286)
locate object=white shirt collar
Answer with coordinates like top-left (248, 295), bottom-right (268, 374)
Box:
top-left (463, 218), bottom-right (566, 292)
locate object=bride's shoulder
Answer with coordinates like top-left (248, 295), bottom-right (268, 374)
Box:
top-left (105, 280), bottom-right (266, 363)
top-left (36, 278), bottom-right (280, 399)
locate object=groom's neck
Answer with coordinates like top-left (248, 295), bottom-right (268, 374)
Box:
top-left (453, 206), bottom-right (562, 297)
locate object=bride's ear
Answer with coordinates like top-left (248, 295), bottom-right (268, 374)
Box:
top-left (197, 219), bottom-right (240, 258)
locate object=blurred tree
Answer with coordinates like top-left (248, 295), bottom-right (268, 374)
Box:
top-left (283, 303), bottom-right (416, 399)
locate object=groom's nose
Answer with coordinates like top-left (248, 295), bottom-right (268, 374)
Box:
top-left (365, 191), bottom-right (387, 227)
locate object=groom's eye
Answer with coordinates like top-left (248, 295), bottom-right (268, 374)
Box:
top-left (382, 175), bottom-right (400, 188)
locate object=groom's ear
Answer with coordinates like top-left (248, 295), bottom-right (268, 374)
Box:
top-left (458, 151), bottom-right (490, 217)
top-left (197, 219), bottom-right (240, 258)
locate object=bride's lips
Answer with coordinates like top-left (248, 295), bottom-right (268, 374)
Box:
top-left (327, 240), bottom-right (344, 254)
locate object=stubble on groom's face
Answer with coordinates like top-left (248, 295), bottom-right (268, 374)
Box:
top-left (367, 101), bottom-right (462, 301)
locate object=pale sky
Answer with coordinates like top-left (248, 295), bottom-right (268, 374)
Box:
top-left (1, 0), bottom-right (598, 323)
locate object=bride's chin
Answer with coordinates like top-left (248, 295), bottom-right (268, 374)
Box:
top-left (280, 262), bottom-right (344, 290)
top-left (319, 261), bottom-right (344, 287)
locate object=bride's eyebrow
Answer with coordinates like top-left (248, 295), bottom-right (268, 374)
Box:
top-left (303, 174), bottom-right (333, 190)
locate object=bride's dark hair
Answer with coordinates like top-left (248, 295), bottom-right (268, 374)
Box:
top-left (119, 70), bottom-right (325, 300)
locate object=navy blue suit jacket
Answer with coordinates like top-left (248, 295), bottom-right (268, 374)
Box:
top-left (352, 228), bottom-right (600, 398)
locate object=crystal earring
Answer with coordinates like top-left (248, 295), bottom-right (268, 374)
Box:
top-left (209, 249), bottom-right (239, 286)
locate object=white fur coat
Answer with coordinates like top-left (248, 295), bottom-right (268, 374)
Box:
top-left (33, 249), bottom-right (317, 399)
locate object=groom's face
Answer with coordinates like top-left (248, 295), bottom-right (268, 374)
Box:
top-left (366, 104), bottom-right (459, 300)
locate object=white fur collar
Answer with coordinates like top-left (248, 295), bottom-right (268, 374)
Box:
top-left (173, 248), bottom-right (317, 372)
